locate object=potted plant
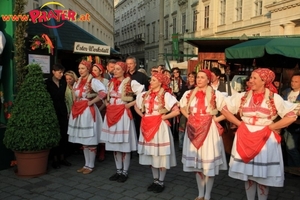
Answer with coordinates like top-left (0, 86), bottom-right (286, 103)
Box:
top-left (3, 63), bottom-right (60, 177)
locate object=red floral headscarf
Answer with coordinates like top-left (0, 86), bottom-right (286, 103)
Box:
top-left (253, 68), bottom-right (277, 93)
top-left (80, 60), bottom-right (92, 71)
top-left (152, 73), bottom-right (171, 93)
top-left (92, 63), bottom-right (105, 78)
top-left (200, 69), bottom-right (212, 82)
top-left (116, 61), bottom-right (127, 73)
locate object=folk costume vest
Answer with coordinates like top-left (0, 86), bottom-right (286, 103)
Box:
top-left (184, 86), bottom-right (219, 149)
top-left (139, 88), bottom-right (169, 142)
top-left (236, 88), bottom-right (280, 163)
top-left (107, 77), bottom-right (134, 103)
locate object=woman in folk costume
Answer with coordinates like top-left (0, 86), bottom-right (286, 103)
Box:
top-left (101, 61), bottom-right (144, 183)
top-left (221, 68), bottom-right (297, 200)
top-left (134, 73), bottom-right (180, 193)
top-left (91, 63), bottom-right (109, 162)
top-left (179, 69), bottom-right (227, 200)
top-left (67, 60), bottom-right (107, 174)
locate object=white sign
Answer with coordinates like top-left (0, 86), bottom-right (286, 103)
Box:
top-left (73, 42), bottom-right (110, 55)
top-left (28, 54), bottom-right (50, 73)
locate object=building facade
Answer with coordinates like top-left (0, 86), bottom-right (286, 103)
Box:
top-left (115, 0), bottom-right (300, 72)
top-left (114, 0), bottom-right (146, 67)
top-left (25, 0), bottom-right (115, 48)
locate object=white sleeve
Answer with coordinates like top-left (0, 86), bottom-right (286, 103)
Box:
top-left (274, 93), bottom-right (297, 118)
top-left (131, 80), bottom-right (144, 95)
top-left (215, 90), bottom-right (226, 111)
top-left (0, 31), bottom-right (6, 55)
top-left (179, 90), bottom-right (190, 108)
top-left (164, 92), bottom-right (178, 111)
top-left (136, 91), bottom-right (146, 109)
top-left (91, 78), bottom-right (107, 93)
top-left (224, 92), bottom-right (244, 114)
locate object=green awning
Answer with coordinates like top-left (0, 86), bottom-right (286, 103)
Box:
top-left (225, 38), bottom-right (300, 59)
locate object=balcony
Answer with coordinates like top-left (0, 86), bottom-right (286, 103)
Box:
top-left (178, 0), bottom-right (188, 6)
top-left (134, 33), bottom-right (145, 43)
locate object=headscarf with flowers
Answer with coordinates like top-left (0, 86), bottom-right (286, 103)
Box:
top-left (80, 60), bottom-right (92, 71)
top-left (92, 63), bottom-right (105, 78)
top-left (253, 68), bottom-right (277, 94)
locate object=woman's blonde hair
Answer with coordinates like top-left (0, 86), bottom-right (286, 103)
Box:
top-left (64, 70), bottom-right (78, 82)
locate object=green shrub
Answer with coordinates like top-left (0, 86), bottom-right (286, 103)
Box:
top-left (3, 64), bottom-right (60, 151)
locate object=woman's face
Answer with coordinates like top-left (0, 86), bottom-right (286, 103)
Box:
top-left (65, 74), bottom-right (75, 86)
top-left (196, 72), bottom-right (209, 88)
top-left (113, 64), bottom-right (125, 79)
top-left (92, 66), bottom-right (102, 78)
top-left (188, 74), bottom-right (195, 85)
top-left (150, 76), bottom-right (161, 90)
top-left (52, 70), bottom-right (64, 80)
top-left (78, 63), bottom-right (89, 78)
top-left (249, 72), bottom-right (265, 92)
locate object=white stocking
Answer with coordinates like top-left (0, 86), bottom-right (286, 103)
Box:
top-left (204, 176), bottom-right (215, 200)
top-left (159, 168), bottom-right (167, 182)
top-left (88, 147), bottom-right (97, 168)
top-left (257, 184), bottom-right (269, 200)
top-left (123, 152), bottom-right (131, 174)
top-left (83, 146), bottom-right (89, 167)
top-left (195, 172), bottom-right (205, 198)
top-left (245, 180), bottom-right (257, 200)
top-left (151, 166), bottom-right (159, 179)
top-left (114, 151), bottom-right (123, 171)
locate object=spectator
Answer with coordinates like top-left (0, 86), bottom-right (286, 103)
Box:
top-left (210, 67), bottom-right (236, 96)
top-left (282, 72), bottom-right (300, 176)
top-left (104, 59), bottom-right (116, 80)
top-left (170, 67), bottom-right (186, 100)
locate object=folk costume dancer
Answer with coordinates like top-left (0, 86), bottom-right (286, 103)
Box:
top-left (67, 60), bottom-right (107, 174)
top-left (222, 68), bottom-right (297, 200)
top-left (101, 61), bottom-right (144, 183)
top-left (135, 73), bottom-right (180, 193)
top-left (179, 70), bottom-right (227, 200)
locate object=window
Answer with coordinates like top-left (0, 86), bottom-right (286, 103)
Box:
top-left (220, 0), bottom-right (226, 25)
top-left (255, 0), bottom-right (263, 16)
top-left (165, 19), bottom-right (169, 39)
top-left (33, 0), bottom-right (40, 9)
top-left (236, 0), bottom-right (243, 21)
top-left (147, 25), bottom-right (150, 44)
top-left (152, 23), bottom-right (155, 43)
top-left (192, 10), bottom-right (198, 32)
top-left (173, 17), bottom-right (177, 34)
top-left (182, 13), bottom-right (186, 34)
top-left (204, 6), bottom-right (209, 29)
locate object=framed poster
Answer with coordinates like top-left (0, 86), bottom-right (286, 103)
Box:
top-left (28, 54), bottom-right (50, 74)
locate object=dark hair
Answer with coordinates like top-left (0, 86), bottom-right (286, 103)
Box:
top-left (292, 72), bottom-right (300, 79)
top-left (187, 71), bottom-right (196, 86)
top-left (171, 67), bottom-right (181, 75)
top-left (52, 63), bottom-right (65, 71)
top-left (163, 69), bottom-right (171, 74)
top-left (126, 56), bottom-right (137, 63)
top-left (210, 67), bottom-right (221, 77)
top-left (107, 59), bottom-right (116, 65)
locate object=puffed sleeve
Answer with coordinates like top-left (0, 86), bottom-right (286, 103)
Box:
top-left (215, 90), bottom-right (226, 111)
top-left (224, 92), bottom-right (245, 114)
top-left (274, 93), bottom-right (297, 118)
top-left (91, 78), bottom-right (107, 93)
top-left (131, 80), bottom-right (144, 95)
top-left (179, 90), bottom-right (190, 108)
top-left (164, 92), bottom-right (178, 111)
top-left (136, 91), bottom-right (146, 109)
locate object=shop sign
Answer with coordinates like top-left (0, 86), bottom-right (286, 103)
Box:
top-left (73, 42), bottom-right (110, 55)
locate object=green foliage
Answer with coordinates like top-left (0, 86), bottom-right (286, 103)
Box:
top-left (14, 0), bottom-right (28, 91)
top-left (3, 64), bottom-right (60, 151)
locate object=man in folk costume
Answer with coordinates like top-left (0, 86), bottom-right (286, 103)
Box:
top-left (134, 73), bottom-right (180, 193)
top-left (68, 60), bottom-right (107, 174)
top-left (101, 61), bottom-right (144, 183)
top-left (222, 68), bottom-right (297, 200)
top-left (179, 70), bottom-right (227, 200)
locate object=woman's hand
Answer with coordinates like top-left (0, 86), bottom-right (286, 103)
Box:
top-left (87, 101), bottom-right (93, 106)
top-left (125, 103), bottom-right (131, 109)
top-left (161, 114), bottom-right (166, 120)
top-left (268, 124), bottom-right (281, 134)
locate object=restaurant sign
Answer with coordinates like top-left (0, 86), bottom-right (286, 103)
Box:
top-left (73, 42), bottom-right (110, 55)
